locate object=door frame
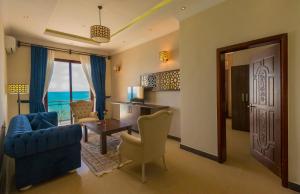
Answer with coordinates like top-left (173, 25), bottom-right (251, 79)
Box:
top-left (216, 34), bottom-right (288, 187)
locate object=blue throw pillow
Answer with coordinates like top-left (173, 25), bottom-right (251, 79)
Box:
top-left (30, 113), bottom-right (53, 130)
top-left (36, 119), bottom-right (55, 130)
top-left (30, 113), bottom-right (44, 130)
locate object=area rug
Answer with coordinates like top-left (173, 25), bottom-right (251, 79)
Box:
top-left (81, 133), bottom-right (130, 176)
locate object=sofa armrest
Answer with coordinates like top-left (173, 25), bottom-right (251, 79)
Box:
top-left (5, 124), bottom-right (82, 158)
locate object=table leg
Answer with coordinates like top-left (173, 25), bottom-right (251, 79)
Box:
top-left (84, 126), bottom-right (88, 142)
top-left (101, 133), bottom-right (107, 155)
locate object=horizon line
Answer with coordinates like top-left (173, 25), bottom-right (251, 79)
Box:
top-left (48, 90), bottom-right (90, 92)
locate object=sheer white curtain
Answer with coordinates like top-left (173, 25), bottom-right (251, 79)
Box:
top-left (80, 55), bottom-right (96, 96)
top-left (43, 50), bottom-right (55, 100)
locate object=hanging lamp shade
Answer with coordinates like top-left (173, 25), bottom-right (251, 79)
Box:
top-left (90, 6), bottom-right (110, 43)
top-left (90, 25), bottom-right (110, 43)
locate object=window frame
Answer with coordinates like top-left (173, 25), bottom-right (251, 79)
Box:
top-left (44, 58), bottom-right (94, 123)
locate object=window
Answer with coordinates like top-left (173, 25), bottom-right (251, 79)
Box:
top-left (47, 59), bottom-right (91, 124)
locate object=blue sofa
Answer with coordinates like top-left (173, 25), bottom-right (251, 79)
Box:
top-left (4, 112), bottom-right (82, 189)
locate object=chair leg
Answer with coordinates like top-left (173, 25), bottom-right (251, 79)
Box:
top-left (142, 163), bottom-right (146, 183)
top-left (162, 155), bottom-right (167, 171)
top-left (117, 153), bottom-right (122, 168)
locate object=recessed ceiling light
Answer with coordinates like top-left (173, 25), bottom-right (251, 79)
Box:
top-left (181, 6), bottom-right (186, 11)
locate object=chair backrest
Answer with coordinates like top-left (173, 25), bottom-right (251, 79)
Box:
top-left (70, 100), bottom-right (93, 119)
top-left (138, 110), bottom-right (173, 160)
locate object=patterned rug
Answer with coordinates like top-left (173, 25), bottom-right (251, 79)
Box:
top-left (81, 133), bottom-right (130, 176)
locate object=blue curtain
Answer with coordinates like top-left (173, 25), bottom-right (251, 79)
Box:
top-left (91, 55), bottom-right (106, 119)
top-left (29, 46), bottom-right (48, 113)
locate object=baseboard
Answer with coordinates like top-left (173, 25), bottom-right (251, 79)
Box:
top-left (180, 144), bottom-right (218, 161)
top-left (167, 135), bottom-right (181, 142)
top-left (288, 182), bottom-right (300, 192)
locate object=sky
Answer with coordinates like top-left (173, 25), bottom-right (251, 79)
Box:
top-left (48, 61), bottom-right (90, 92)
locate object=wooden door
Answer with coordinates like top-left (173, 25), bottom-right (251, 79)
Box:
top-left (231, 65), bottom-right (249, 131)
top-left (249, 44), bottom-right (281, 176)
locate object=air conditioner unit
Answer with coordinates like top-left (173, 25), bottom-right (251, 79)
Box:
top-left (5, 36), bottom-right (17, 54)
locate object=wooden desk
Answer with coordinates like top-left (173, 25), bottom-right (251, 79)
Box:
top-left (111, 102), bottom-right (169, 131)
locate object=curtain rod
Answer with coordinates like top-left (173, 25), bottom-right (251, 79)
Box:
top-left (17, 41), bottom-right (109, 58)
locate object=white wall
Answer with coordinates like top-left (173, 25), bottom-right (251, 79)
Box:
top-left (0, 17), bottom-right (8, 194)
top-left (111, 31), bottom-right (181, 138)
top-left (0, 18), bottom-right (7, 126)
top-left (180, 0), bottom-right (300, 184)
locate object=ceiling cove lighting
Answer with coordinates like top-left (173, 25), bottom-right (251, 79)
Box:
top-left (90, 6), bottom-right (110, 43)
top-left (45, 0), bottom-right (172, 45)
top-left (111, 0), bottom-right (173, 37)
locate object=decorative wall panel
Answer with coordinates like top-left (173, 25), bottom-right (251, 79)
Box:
top-left (140, 69), bottom-right (180, 91)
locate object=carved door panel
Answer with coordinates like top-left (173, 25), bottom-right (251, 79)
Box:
top-left (249, 44), bottom-right (281, 176)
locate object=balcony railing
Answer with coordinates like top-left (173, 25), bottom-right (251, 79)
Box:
top-left (48, 99), bottom-right (90, 124)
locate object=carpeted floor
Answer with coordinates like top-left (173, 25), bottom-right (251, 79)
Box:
top-left (10, 124), bottom-right (296, 194)
top-left (81, 133), bottom-right (131, 176)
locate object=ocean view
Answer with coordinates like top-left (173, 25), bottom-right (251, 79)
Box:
top-left (48, 91), bottom-right (90, 122)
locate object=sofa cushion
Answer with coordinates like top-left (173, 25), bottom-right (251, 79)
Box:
top-left (78, 117), bottom-right (99, 123)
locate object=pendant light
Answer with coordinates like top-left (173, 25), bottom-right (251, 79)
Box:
top-left (90, 6), bottom-right (110, 43)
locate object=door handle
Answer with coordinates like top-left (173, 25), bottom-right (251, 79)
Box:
top-left (247, 104), bottom-right (256, 111)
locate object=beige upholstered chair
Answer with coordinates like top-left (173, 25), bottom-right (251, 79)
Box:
top-left (118, 110), bottom-right (173, 182)
top-left (70, 100), bottom-right (99, 124)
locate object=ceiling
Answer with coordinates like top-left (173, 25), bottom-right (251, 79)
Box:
top-left (0, 0), bottom-right (225, 54)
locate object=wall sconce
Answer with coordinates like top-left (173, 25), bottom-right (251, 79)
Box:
top-left (159, 51), bottom-right (170, 63)
top-left (113, 65), bottom-right (121, 72)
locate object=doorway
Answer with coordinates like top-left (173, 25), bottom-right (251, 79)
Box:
top-left (216, 34), bottom-right (288, 187)
top-left (226, 61), bottom-right (249, 131)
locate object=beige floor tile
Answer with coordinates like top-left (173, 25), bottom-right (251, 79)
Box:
top-left (11, 121), bottom-right (296, 194)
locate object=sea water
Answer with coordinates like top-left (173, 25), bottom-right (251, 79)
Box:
top-left (48, 91), bottom-right (90, 121)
